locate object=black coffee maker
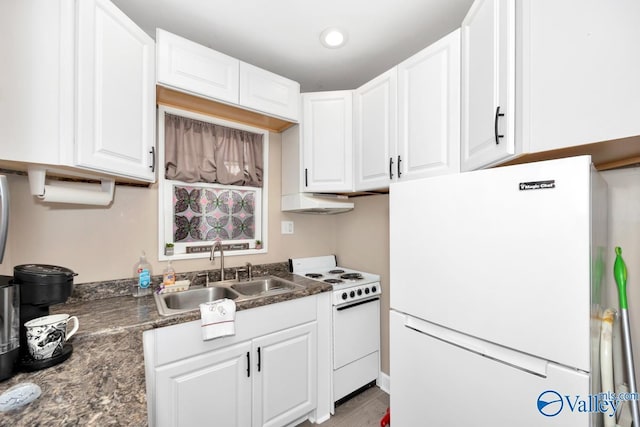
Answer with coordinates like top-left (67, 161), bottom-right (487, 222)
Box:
top-left (0, 275), bottom-right (20, 381)
top-left (14, 264), bottom-right (76, 371)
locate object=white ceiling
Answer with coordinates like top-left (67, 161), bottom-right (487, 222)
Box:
top-left (111, 0), bottom-right (474, 92)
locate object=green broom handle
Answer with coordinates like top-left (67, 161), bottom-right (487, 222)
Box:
top-left (614, 246), bottom-right (628, 309)
top-left (613, 246), bottom-right (639, 427)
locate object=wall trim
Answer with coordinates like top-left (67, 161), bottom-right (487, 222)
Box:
top-left (377, 371), bottom-right (390, 394)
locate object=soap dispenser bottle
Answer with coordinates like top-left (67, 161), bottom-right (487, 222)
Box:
top-left (163, 261), bottom-right (176, 286)
top-left (133, 251), bottom-right (153, 297)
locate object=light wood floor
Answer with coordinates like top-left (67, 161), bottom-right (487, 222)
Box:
top-left (298, 386), bottom-right (390, 427)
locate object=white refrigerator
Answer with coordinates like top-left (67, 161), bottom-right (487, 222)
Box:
top-left (390, 156), bottom-right (608, 426)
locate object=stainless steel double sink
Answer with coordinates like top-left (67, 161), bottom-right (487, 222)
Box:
top-left (154, 275), bottom-right (305, 316)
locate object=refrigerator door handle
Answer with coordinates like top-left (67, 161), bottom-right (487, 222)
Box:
top-left (404, 316), bottom-right (550, 378)
top-left (405, 316), bottom-right (485, 354)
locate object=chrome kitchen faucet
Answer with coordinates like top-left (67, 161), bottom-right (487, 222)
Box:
top-left (210, 241), bottom-right (225, 281)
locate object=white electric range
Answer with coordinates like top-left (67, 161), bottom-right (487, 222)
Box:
top-left (289, 255), bottom-right (381, 408)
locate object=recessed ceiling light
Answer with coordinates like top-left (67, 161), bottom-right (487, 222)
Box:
top-left (320, 27), bottom-right (347, 49)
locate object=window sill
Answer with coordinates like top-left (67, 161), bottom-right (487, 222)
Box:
top-left (159, 247), bottom-right (267, 262)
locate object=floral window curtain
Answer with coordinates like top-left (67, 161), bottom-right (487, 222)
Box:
top-left (164, 113), bottom-right (263, 187)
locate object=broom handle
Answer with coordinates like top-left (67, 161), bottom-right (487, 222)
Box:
top-left (614, 247), bottom-right (640, 427)
top-left (620, 309), bottom-right (640, 426)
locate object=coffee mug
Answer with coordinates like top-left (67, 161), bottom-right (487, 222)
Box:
top-left (24, 314), bottom-right (79, 360)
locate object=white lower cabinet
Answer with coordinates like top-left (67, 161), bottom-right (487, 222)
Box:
top-left (144, 296), bottom-right (327, 427)
top-left (155, 341), bottom-right (252, 427)
top-left (252, 324), bottom-right (317, 427)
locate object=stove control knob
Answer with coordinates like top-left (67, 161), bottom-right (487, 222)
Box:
top-left (357, 289), bottom-right (363, 296)
top-left (372, 286), bottom-right (377, 293)
top-left (364, 288), bottom-right (370, 294)
top-left (341, 292), bottom-right (348, 300)
top-left (349, 291), bottom-right (355, 298)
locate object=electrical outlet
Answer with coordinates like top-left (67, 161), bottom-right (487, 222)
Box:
top-left (281, 221), bottom-right (294, 234)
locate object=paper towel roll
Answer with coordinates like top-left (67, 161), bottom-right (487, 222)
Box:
top-left (39, 184), bottom-right (113, 205)
top-left (28, 166), bottom-right (115, 206)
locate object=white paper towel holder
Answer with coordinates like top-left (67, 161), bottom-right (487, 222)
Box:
top-left (27, 166), bottom-right (115, 206)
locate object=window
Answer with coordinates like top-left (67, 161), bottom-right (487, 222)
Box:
top-left (158, 106), bottom-right (268, 260)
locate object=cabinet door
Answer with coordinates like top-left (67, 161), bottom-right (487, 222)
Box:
top-left (354, 68), bottom-right (397, 191)
top-left (460, 0), bottom-right (515, 171)
top-left (252, 322), bottom-right (317, 427)
top-left (398, 29), bottom-right (461, 181)
top-left (239, 62), bottom-right (300, 121)
top-left (75, 0), bottom-right (156, 182)
top-left (520, 0), bottom-right (640, 153)
top-left (302, 92), bottom-right (353, 192)
top-left (156, 29), bottom-right (240, 104)
top-left (155, 341), bottom-right (252, 427)
top-left (0, 0), bottom-right (74, 166)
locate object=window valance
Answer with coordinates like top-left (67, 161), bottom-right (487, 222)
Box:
top-left (164, 113), bottom-right (263, 187)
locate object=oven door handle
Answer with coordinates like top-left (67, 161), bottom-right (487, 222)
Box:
top-left (336, 297), bottom-right (380, 311)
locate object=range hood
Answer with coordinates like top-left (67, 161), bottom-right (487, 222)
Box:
top-left (281, 193), bottom-right (354, 214)
top-left (280, 125), bottom-right (354, 214)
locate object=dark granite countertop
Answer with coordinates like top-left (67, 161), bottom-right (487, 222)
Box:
top-left (51, 271), bottom-right (328, 342)
top-left (0, 264), bottom-right (330, 426)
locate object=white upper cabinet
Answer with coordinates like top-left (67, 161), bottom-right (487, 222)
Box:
top-left (353, 68), bottom-right (398, 191)
top-left (156, 29), bottom-right (301, 123)
top-left (397, 29), bottom-right (461, 181)
top-left (302, 91), bottom-right (353, 193)
top-left (156, 29), bottom-right (240, 104)
top-left (354, 30), bottom-right (460, 192)
top-left (0, 0), bottom-right (156, 182)
top-left (239, 62), bottom-right (300, 122)
top-left (460, 0), bottom-right (515, 171)
top-left (517, 0), bottom-right (640, 153)
top-left (76, 0), bottom-right (156, 181)
top-left (461, 0), bottom-right (640, 171)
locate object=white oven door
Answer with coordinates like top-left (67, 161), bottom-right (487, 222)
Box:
top-left (333, 297), bottom-right (380, 369)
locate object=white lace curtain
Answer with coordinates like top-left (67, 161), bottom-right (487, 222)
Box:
top-left (164, 113), bottom-right (263, 187)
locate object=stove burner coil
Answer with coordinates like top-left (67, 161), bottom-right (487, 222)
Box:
top-left (340, 273), bottom-right (364, 280)
top-left (328, 269), bottom-right (345, 274)
top-left (324, 278), bottom-right (344, 284)
top-left (305, 273), bottom-right (323, 279)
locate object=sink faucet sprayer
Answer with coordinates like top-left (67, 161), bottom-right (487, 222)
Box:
top-left (235, 262), bottom-right (253, 281)
top-left (210, 241), bottom-right (225, 281)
